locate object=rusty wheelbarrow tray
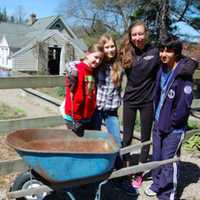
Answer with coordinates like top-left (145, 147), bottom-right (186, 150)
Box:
top-left (7, 128), bottom-right (119, 184)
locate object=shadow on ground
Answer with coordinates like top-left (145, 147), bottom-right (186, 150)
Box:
top-left (176, 161), bottom-right (200, 199)
top-left (44, 180), bottom-right (139, 200)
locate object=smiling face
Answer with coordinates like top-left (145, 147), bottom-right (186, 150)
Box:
top-left (103, 39), bottom-right (117, 60)
top-left (131, 24), bottom-right (147, 49)
top-left (85, 51), bottom-right (104, 69)
top-left (159, 47), bottom-right (177, 68)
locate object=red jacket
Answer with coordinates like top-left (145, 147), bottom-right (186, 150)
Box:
top-left (64, 61), bottom-right (96, 120)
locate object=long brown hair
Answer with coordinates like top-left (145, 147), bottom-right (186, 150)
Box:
top-left (120, 20), bottom-right (148, 69)
top-left (97, 34), bottom-right (122, 86)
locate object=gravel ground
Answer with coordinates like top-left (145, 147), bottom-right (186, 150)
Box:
top-left (138, 153), bottom-right (200, 200)
top-left (0, 89), bottom-right (199, 200)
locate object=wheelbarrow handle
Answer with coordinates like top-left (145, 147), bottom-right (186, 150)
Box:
top-left (7, 185), bottom-right (52, 199)
top-left (120, 140), bottom-right (152, 155)
top-left (108, 157), bottom-right (180, 180)
top-left (7, 157), bottom-right (180, 199)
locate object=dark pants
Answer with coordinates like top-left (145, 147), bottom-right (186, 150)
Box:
top-left (150, 122), bottom-right (185, 200)
top-left (123, 102), bottom-right (153, 163)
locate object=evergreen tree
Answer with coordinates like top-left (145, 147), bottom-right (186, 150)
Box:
top-left (10, 16), bottom-right (15, 23)
top-left (0, 7), bottom-right (8, 22)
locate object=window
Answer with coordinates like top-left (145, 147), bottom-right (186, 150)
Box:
top-left (55, 23), bottom-right (61, 29)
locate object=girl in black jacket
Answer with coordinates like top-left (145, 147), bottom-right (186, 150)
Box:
top-left (120, 20), bottom-right (160, 188)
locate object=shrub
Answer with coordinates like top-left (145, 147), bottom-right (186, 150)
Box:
top-left (56, 86), bottom-right (65, 97)
top-left (183, 132), bottom-right (200, 152)
top-left (187, 119), bottom-right (199, 130)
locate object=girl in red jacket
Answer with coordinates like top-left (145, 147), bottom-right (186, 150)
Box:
top-left (64, 44), bottom-right (104, 136)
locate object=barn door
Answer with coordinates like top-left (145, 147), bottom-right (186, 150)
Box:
top-left (48, 47), bottom-right (61, 75)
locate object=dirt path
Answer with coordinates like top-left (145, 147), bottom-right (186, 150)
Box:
top-left (0, 89), bottom-right (199, 200)
top-left (0, 89), bottom-right (60, 118)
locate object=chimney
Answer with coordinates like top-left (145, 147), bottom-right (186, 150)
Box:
top-left (28, 13), bottom-right (37, 25)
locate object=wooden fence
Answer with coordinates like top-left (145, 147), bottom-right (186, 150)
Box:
top-left (0, 70), bottom-right (200, 197)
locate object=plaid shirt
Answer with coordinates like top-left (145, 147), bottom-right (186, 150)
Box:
top-left (96, 64), bottom-right (122, 111)
top-left (66, 61), bottom-right (122, 111)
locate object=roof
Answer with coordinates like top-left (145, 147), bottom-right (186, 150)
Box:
top-left (31, 16), bottom-right (58, 30)
top-left (0, 16), bottom-right (87, 53)
top-left (12, 30), bottom-right (85, 58)
top-left (0, 22), bottom-right (35, 50)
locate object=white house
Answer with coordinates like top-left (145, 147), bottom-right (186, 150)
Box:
top-left (0, 14), bottom-right (87, 75)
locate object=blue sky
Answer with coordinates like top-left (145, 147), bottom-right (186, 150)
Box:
top-left (0, 0), bottom-right (62, 18)
top-left (0, 0), bottom-right (199, 42)
top-left (175, 22), bottom-right (200, 42)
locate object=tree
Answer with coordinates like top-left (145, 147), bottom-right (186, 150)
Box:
top-left (0, 7), bottom-right (8, 22)
top-left (10, 16), bottom-right (15, 23)
top-left (58, 0), bottom-right (200, 41)
top-left (14, 5), bottom-right (26, 24)
top-left (58, 0), bottom-right (137, 33)
top-left (130, 0), bottom-right (200, 40)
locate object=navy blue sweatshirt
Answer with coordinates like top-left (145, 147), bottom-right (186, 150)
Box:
top-left (154, 56), bottom-right (198, 134)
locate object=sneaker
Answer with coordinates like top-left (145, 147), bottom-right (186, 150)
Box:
top-left (144, 186), bottom-right (157, 197)
top-left (132, 175), bottom-right (143, 188)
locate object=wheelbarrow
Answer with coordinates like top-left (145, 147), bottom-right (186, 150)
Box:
top-left (6, 128), bottom-right (179, 200)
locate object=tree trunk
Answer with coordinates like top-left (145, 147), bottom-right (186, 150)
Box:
top-left (159, 0), bottom-right (170, 40)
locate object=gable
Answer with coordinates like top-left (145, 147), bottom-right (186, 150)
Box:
top-left (47, 17), bottom-right (78, 40)
top-left (48, 18), bottom-right (65, 31)
top-left (31, 16), bottom-right (79, 40)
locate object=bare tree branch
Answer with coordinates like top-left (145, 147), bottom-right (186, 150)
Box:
top-left (171, 10), bottom-right (200, 33)
top-left (177, 0), bottom-right (193, 22)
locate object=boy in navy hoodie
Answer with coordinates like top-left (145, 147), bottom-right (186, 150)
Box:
top-left (145, 37), bottom-right (198, 200)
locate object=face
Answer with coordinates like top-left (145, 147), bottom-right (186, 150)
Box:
top-left (131, 25), bottom-right (146, 49)
top-left (159, 48), bottom-right (177, 68)
top-left (85, 51), bottom-right (104, 69)
top-left (103, 39), bottom-right (117, 60)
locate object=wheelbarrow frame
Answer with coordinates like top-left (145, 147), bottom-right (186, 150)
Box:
top-left (7, 139), bottom-right (179, 199)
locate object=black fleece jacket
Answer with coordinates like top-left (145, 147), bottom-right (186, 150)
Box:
top-left (124, 44), bottom-right (160, 106)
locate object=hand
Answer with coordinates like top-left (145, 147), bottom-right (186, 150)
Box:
top-left (72, 120), bottom-right (84, 137)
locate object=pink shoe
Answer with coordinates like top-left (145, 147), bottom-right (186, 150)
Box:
top-left (132, 175), bottom-right (143, 188)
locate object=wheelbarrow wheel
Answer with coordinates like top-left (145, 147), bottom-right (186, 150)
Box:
top-left (10, 171), bottom-right (48, 200)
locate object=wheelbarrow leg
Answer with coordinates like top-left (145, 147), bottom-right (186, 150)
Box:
top-left (94, 180), bottom-right (108, 200)
top-left (66, 192), bottom-right (76, 200)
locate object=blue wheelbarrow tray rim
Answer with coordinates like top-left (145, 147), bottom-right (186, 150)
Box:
top-left (6, 129), bottom-right (120, 183)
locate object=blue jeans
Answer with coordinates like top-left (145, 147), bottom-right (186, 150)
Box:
top-left (92, 109), bottom-right (122, 147)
